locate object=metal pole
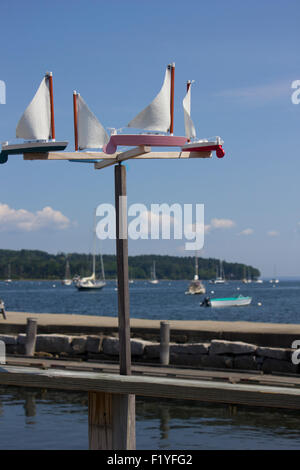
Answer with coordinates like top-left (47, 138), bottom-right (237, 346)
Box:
top-left (47, 72), bottom-right (55, 140)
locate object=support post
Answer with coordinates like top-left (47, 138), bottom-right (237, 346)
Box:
top-left (25, 318), bottom-right (37, 357)
top-left (160, 321), bottom-right (170, 365)
top-left (88, 163), bottom-right (135, 450)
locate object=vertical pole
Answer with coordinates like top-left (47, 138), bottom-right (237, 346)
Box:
top-left (160, 321), bottom-right (170, 365)
top-left (170, 63), bottom-right (175, 135)
top-left (187, 80), bottom-right (191, 143)
top-left (115, 164), bottom-right (131, 376)
top-left (25, 318), bottom-right (37, 356)
top-left (73, 91), bottom-right (79, 151)
top-left (47, 72), bottom-right (55, 140)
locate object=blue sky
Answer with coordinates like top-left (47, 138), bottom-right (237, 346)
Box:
top-left (0, 0), bottom-right (299, 277)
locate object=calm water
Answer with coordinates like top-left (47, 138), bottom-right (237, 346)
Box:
top-left (0, 279), bottom-right (300, 323)
top-left (0, 279), bottom-right (300, 449)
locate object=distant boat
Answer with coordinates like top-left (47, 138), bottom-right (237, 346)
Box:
top-left (62, 260), bottom-right (72, 286)
top-left (210, 260), bottom-right (225, 284)
top-left (242, 267), bottom-right (252, 284)
top-left (255, 279), bottom-right (263, 284)
top-left (5, 264), bottom-right (12, 283)
top-left (181, 80), bottom-right (225, 158)
top-left (185, 253), bottom-right (205, 295)
top-left (75, 212), bottom-right (106, 291)
top-left (201, 295), bottom-right (252, 308)
top-left (270, 266), bottom-right (279, 284)
top-left (149, 261), bottom-right (159, 285)
top-left (0, 72), bottom-right (67, 164)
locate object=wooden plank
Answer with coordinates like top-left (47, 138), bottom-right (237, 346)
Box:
top-left (23, 150), bottom-right (212, 161)
top-left (88, 391), bottom-right (112, 449)
top-left (2, 365), bottom-right (300, 409)
top-left (94, 146), bottom-right (151, 170)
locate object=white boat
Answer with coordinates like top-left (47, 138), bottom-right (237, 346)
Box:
top-left (201, 295), bottom-right (252, 308)
top-left (75, 212), bottom-right (106, 291)
top-left (181, 81), bottom-right (225, 158)
top-left (62, 260), bottom-right (72, 286)
top-left (210, 260), bottom-right (225, 284)
top-left (0, 72), bottom-right (67, 164)
top-left (149, 261), bottom-right (159, 285)
top-left (5, 264), bottom-right (12, 283)
top-left (185, 253), bottom-right (205, 295)
top-left (255, 279), bottom-right (263, 284)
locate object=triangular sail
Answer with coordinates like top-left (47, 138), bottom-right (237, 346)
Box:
top-left (16, 77), bottom-right (51, 140)
top-left (77, 95), bottom-right (109, 150)
top-left (127, 66), bottom-right (171, 132)
top-left (183, 85), bottom-right (196, 140)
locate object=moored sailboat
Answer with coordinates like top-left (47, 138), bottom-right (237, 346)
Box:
top-left (149, 261), bottom-right (159, 285)
top-left (62, 259), bottom-right (72, 286)
top-left (75, 213), bottom-right (106, 291)
top-left (185, 253), bottom-right (206, 295)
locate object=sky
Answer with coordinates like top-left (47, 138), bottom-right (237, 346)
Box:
top-left (0, 0), bottom-right (299, 277)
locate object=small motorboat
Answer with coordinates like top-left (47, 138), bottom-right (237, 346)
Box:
top-left (200, 295), bottom-right (252, 308)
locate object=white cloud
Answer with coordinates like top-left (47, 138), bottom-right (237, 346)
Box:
top-left (205, 218), bottom-right (236, 233)
top-left (239, 228), bottom-right (254, 236)
top-left (0, 203), bottom-right (71, 232)
top-left (216, 80), bottom-right (289, 103)
top-left (267, 230), bottom-right (279, 237)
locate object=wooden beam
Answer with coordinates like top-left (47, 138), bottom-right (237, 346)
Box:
top-left (94, 145), bottom-right (151, 170)
top-left (23, 150), bottom-right (212, 162)
top-left (1, 365), bottom-right (300, 410)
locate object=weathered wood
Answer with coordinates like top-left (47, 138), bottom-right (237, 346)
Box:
top-left (115, 164), bottom-right (131, 376)
top-left (160, 321), bottom-right (170, 365)
top-left (88, 391), bottom-right (135, 450)
top-left (2, 365), bottom-right (300, 410)
top-left (25, 318), bottom-right (37, 356)
top-left (23, 150), bottom-right (212, 161)
top-left (94, 145), bottom-right (151, 170)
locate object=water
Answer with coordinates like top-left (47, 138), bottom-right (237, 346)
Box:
top-left (1, 279), bottom-right (300, 449)
top-left (0, 387), bottom-right (300, 450)
top-left (0, 279), bottom-right (300, 324)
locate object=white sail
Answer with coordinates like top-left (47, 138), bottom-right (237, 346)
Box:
top-left (16, 77), bottom-right (51, 140)
top-left (77, 95), bottom-right (109, 150)
top-left (183, 85), bottom-right (196, 140)
top-left (127, 66), bottom-right (171, 132)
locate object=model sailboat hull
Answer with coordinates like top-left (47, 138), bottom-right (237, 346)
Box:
top-left (103, 134), bottom-right (187, 155)
top-left (181, 140), bottom-right (225, 158)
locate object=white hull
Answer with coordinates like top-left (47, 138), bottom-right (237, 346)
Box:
top-left (75, 279), bottom-right (106, 290)
top-left (62, 279), bottom-right (72, 286)
top-left (210, 297), bottom-right (252, 307)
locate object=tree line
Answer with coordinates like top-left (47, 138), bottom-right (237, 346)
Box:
top-left (0, 249), bottom-right (260, 281)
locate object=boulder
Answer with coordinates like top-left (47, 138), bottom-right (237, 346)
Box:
top-left (200, 354), bottom-right (233, 369)
top-left (256, 347), bottom-right (291, 361)
top-left (36, 334), bottom-right (72, 354)
top-left (209, 340), bottom-right (257, 356)
top-left (70, 336), bottom-right (87, 354)
top-left (234, 355), bottom-right (259, 371)
top-left (86, 335), bottom-right (102, 353)
top-left (102, 337), bottom-right (150, 356)
top-left (0, 335), bottom-right (17, 345)
top-left (261, 358), bottom-right (298, 375)
top-left (170, 343), bottom-right (209, 355)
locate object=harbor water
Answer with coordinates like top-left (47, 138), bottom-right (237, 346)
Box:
top-left (0, 279), bottom-right (300, 449)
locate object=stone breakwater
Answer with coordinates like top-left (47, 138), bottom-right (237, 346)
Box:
top-left (0, 333), bottom-right (298, 375)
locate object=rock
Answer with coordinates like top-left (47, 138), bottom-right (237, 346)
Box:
top-left (261, 358), bottom-right (298, 375)
top-left (102, 337), bottom-right (152, 356)
top-left (209, 340), bottom-right (257, 356)
top-left (256, 347), bottom-right (291, 361)
top-left (234, 355), bottom-right (259, 371)
top-left (86, 335), bottom-right (102, 353)
top-left (0, 335), bottom-right (17, 345)
top-left (170, 343), bottom-right (209, 355)
top-left (170, 353), bottom-right (204, 367)
top-left (102, 337), bottom-right (119, 355)
top-left (71, 336), bottom-right (87, 354)
top-left (200, 355), bottom-right (233, 369)
top-left (36, 334), bottom-right (72, 354)
top-left (144, 343), bottom-right (160, 359)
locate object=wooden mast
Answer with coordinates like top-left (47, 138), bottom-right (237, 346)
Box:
top-left (169, 63), bottom-right (175, 135)
top-left (46, 72), bottom-right (55, 140)
top-left (73, 91), bottom-right (79, 151)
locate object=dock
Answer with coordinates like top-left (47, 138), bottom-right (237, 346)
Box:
top-left (1, 311), bottom-right (300, 347)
